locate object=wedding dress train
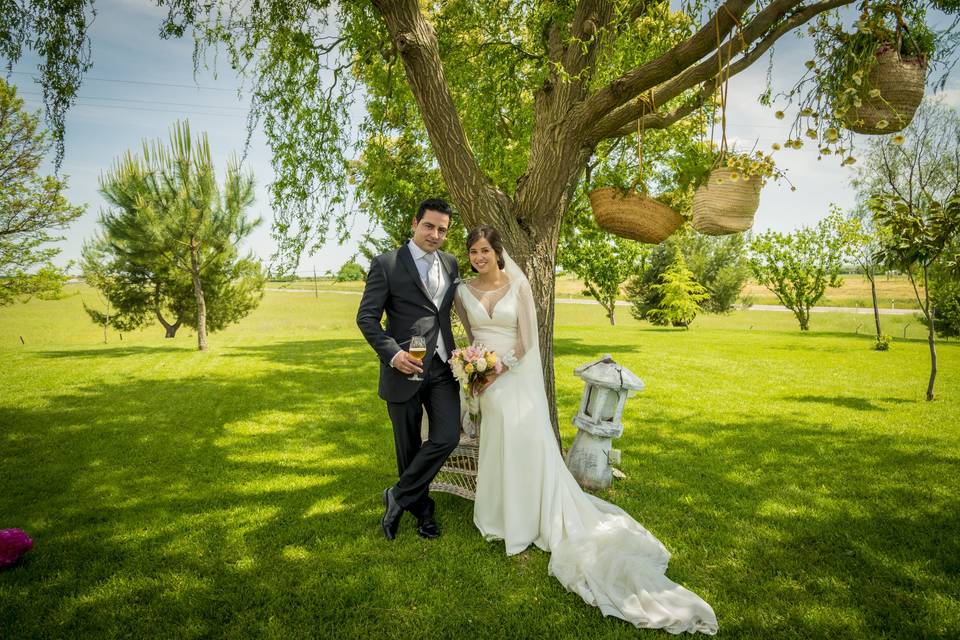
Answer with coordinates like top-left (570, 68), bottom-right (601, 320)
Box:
top-left (453, 256), bottom-right (718, 635)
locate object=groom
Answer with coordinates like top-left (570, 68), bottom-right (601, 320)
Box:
top-left (356, 198), bottom-right (461, 540)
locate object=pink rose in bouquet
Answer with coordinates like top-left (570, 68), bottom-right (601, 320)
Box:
top-left (0, 528), bottom-right (33, 568)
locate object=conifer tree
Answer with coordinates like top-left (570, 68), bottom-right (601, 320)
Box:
top-left (647, 249), bottom-right (709, 328)
top-left (96, 121), bottom-right (265, 350)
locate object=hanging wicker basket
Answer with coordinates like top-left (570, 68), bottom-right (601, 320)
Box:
top-left (690, 168), bottom-right (761, 235)
top-left (588, 187), bottom-right (683, 244)
top-left (841, 48), bottom-right (927, 135)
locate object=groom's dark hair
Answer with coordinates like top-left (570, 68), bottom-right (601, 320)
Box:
top-left (416, 198), bottom-right (453, 222)
top-left (466, 225), bottom-right (506, 271)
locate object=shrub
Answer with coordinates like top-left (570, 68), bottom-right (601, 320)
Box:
top-left (336, 260), bottom-right (366, 282)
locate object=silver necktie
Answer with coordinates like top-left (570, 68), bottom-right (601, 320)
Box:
top-left (425, 253), bottom-right (439, 297)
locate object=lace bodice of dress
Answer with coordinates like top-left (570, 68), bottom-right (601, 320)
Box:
top-left (454, 281), bottom-right (519, 357)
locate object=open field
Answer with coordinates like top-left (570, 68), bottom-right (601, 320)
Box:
top-left (739, 274), bottom-right (922, 310)
top-left (275, 273), bottom-right (923, 310)
top-left (557, 273), bottom-right (922, 309)
top-left (2, 286), bottom-right (958, 639)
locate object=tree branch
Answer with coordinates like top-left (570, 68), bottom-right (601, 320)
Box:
top-left (562, 0), bottom-right (616, 79)
top-left (588, 0), bottom-right (853, 142)
top-left (475, 39), bottom-right (543, 62)
top-left (371, 0), bottom-right (511, 226)
top-left (578, 0), bottom-right (757, 126)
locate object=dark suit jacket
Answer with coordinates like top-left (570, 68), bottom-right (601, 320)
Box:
top-left (356, 242), bottom-right (460, 403)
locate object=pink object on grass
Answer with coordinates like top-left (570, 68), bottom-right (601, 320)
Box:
top-left (0, 528), bottom-right (33, 568)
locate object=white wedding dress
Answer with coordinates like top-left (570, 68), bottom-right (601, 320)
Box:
top-left (453, 254), bottom-right (718, 635)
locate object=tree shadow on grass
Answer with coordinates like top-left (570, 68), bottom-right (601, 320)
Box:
top-left (785, 395), bottom-right (911, 412)
top-left (219, 338), bottom-right (378, 371)
top-left (37, 345), bottom-right (196, 359)
top-left (610, 410), bottom-right (960, 639)
top-left (3, 338), bottom-right (959, 638)
top-left (4, 338), bottom-right (605, 639)
top-left (0, 339), bottom-right (457, 636)
top-left (553, 338), bottom-right (641, 359)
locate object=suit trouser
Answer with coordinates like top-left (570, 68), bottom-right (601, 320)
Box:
top-left (387, 353), bottom-right (461, 516)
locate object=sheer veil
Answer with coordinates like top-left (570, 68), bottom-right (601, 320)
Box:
top-left (500, 250), bottom-right (543, 378)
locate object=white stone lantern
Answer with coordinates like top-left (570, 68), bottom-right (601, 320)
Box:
top-left (565, 355), bottom-right (644, 490)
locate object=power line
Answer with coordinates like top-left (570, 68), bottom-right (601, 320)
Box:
top-left (17, 90), bottom-right (248, 112)
top-left (7, 70), bottom-right (239, 92)
top-left (9, 71), bottom-right (802, 130)
top-left (35, 99), bottom-right (248, 119)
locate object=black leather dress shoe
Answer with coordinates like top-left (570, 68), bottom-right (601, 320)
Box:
top-left (381, 488), bottom-right (404, 540)
top-left (416, 515), bottom-right (441, 539)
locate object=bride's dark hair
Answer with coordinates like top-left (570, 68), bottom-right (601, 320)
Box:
top-left (466, 225), bottom-right (506, 272)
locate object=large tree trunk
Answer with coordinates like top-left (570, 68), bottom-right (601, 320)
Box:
top-left (190, 243), bottom-right (208, 351)
top-left (923, 264), bottom-right (937, 401)
top-left (374, 0), bottom-right (605, 450)
top-left (504, 217), bottom-right (564, 448)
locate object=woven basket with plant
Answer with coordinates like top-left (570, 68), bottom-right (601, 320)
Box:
top-left (841, 46), bottom-right (927, 134)
top-left (691, 166), bottom-right (761, 235)
top-left (690, 151), bottom-right (782, 235)
top-left (768, 3), bottom-right (936, 166)
top-left (589, 187), bottom-right (682, 243)
top-left (589, 98), bottom-right (683, 244)
top-left (815, 5), bottom-right (932, 136)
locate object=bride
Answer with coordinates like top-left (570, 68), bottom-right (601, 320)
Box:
top-left (452, 225), bottom-right (718, 635)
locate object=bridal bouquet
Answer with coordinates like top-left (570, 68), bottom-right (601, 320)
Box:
top-left (449, 344), bottom-right (503, 432)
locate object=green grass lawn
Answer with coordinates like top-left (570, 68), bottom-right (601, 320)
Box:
top-left (2, 286), bottom-right (958, 639)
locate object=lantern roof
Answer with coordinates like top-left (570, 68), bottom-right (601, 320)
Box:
top-left (574, 355), bottom-right (644, 391)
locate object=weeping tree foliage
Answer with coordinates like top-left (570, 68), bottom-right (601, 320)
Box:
top-left (0, 1), bottom-right (94, 166)
top-left (7, 0), bottom-right (960, 438)
top-left (97, 121), bottom-right (266, 351)
top-left (350, 128), bottom-right (470, 274)
top-left (0, 78), bottom-right (84, 305)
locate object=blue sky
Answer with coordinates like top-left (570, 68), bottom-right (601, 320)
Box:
top-left (7, 0), bottom-right (959, 275)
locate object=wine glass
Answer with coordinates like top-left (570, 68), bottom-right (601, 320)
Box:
top-left (408, 335), bottom-right (427, 381)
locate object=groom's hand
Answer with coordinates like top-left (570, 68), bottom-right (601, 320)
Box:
top-left (392, 351), bottom-right (424, 375)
